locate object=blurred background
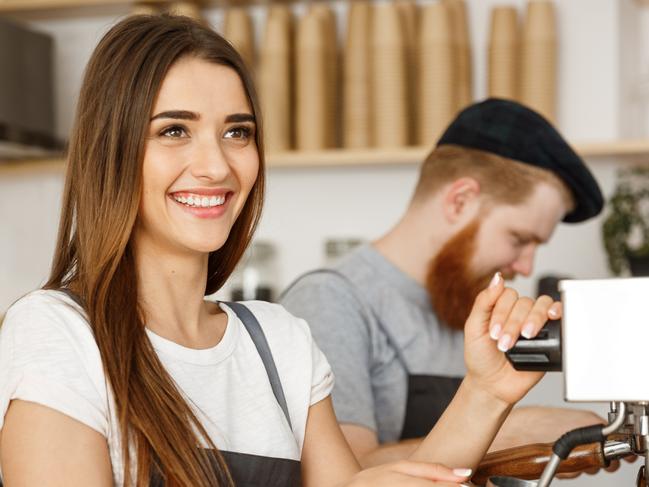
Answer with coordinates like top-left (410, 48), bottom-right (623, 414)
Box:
top-left (2, 0), bottom-right (649, 484)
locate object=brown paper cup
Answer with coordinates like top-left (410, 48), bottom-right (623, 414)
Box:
top-left (372, 2), bottom-right (408, 148)
top-left (343, 1), bottom-right (373, 148)
top-left (296, 8), bottom-right (332, 150)
top-left (223, 8), bottom-right (255, 71)
top-left (168, 2), bottom-right (202, 21)
top-left (520, 0), bottom-right (557, 122)
top-left (444, 0), bottom-right (472, 111)
top-left (418, 2), bottom-right (455, 145)
top-left (488, 6), bottom-right (519, 100)
top-left (258, 5), bottom-right (294, 152)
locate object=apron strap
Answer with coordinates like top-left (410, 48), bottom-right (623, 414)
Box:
top-left (225, 301), bottom-right (293, 430)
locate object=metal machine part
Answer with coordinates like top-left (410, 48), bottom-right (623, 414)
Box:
top-left (486, 478), bottom-right (538, 487)
top-left (560, 278), bottom-right (649, 401)
top-left (495, 278), bottom-right (649, 485)
top-left (497, 401), bottom-right (647, 486)
top-left (506, 320), bottom-right (561, 372)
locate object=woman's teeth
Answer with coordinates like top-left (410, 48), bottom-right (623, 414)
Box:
top-left (173, 194), bottom-right (226, 208)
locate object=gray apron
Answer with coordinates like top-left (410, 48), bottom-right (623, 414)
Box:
top-left (150, 301), bottom-right (302, 486)
top-left (283, 270), bottom-right (462, 442)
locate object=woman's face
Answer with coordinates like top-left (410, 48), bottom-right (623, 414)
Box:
top-left (136, 56), bottom-right (259, 256)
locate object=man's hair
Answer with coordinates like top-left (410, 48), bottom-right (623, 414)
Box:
top-left (412, 144), bottom-right (575, 209)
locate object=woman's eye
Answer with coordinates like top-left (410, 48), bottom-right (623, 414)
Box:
top-left (224, 126), bottom-right (253, 140)
top-left (160, 125), bottom-right (188, 138)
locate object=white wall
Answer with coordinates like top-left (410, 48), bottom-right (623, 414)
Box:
top-left (2, 1), bottom-right (649, 484)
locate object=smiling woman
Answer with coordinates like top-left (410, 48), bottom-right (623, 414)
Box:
top-left (138, 58), bottom-right (259, 255)
top-left (0, 13), bottom-right (563, 487)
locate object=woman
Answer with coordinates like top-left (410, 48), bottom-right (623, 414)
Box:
top-left (0, 15), bottom-right (557, 487)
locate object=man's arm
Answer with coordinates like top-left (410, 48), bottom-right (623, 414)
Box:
top-left (488, 406), bottom-right (605, 452)
top-left (341, 406), bottom-right (605, 468)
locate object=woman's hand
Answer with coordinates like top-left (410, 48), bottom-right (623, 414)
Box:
top-left (463, 272), bottom-right (561, 406)
top-left (341, 461), bottom-right (473, 486)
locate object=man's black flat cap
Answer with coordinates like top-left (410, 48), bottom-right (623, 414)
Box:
top-left (436, 98), bottom-right (603, 223)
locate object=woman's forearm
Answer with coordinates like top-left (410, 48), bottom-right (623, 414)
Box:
top-left (407, 375), bottom-right (512, 470)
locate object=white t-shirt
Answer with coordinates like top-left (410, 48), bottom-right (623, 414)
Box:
top-left (0, 290), bottom-right (334, 485)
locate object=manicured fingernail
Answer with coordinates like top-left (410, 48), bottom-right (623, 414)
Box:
top-left (521, 323), bottom-right (535, 339)
top-left (490, 323), bottom-right (502, 340)
top-left (548, 307), bottom-right (558, 318)
top-left (453, 468), bottom-right (472, 477)
top-left (497, 334), bottom-right (512, 352)
top-left (489, 272), bottom-right (502, 289)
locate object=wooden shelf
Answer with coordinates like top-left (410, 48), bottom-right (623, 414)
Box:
top-left (0, 0), bottom-right (288, 15)
top-left (268, 146), bottom-right (429, 168)
top-left (2, 140), bottom-right (649, 176)
top-left (0, 0), bottom-right (184, 13)
top-left (0, 140), bottom-right (648, 173)
top-left (571, 139), bottom-right (649, 158)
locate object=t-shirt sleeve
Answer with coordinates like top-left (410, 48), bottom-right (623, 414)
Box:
top-left (307, 322), bottom-right (334, 406)
top-left (0, 293), bottom-right (109, 436)
top-left (281, 273), bottom-right (377, 433)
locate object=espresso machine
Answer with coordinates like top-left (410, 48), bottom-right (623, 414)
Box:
top-left (470, 277), bottom-right (649, 486)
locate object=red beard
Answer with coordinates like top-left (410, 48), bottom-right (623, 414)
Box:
top-left (426, 219), bottom-right (496, 331)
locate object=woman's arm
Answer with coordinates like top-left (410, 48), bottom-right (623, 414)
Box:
top-left (0, 400), bottom-right (113, 487)
top-left (301, 273), bottom-right (557, 486)
top-left (301, 397), bottom-right (473, 487)
top-left (409, 273), bottom-right (552, 469)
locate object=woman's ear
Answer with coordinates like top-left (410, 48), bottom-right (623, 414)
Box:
top-left (442, 177), bottom-right (481, 224)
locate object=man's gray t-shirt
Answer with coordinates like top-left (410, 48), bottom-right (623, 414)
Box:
top-left (280, 244), bottom-right (465, 443)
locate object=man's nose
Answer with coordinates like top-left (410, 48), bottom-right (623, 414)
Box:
top-left (511, 245), bottom-right (536, 277)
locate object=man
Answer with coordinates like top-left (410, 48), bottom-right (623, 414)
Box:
top-left (280, 99), bottom-right (606, 467)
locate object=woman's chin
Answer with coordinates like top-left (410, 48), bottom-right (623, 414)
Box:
top-left (181, 236), bottom-right (229, 255)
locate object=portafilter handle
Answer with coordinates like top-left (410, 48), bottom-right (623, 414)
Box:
top-left (472, 437), bottom-right (635, 485)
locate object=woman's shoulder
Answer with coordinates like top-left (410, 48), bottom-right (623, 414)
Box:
top-left (0, 289), bottom-right (109, 436)
top-left (1, 289), bottom-right (99, 371)
top-left (3, 289), bottom-right (91, 337)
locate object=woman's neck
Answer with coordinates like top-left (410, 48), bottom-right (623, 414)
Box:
top-left (134, 240), bottom-right (226, 349)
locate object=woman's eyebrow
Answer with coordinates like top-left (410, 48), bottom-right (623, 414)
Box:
top-left (225, 113), bottom-right (255, 124)
top-left (150, 110), bottom-right (200, 122)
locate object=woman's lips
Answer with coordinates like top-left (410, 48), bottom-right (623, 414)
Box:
top-left (169, 191), bottom-right (232, 219)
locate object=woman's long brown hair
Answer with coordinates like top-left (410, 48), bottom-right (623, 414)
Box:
top-left (45, 15), bottom-right (265, 486)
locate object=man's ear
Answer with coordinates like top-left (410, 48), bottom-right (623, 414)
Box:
top-left (442, 177), bottom-right (481, 223)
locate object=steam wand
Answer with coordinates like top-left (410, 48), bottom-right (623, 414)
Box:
top-left (536, 401), bottom-right (626, 487)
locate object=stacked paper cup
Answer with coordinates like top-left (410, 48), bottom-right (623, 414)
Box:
top-left (397, 1), bottom-right (418, 146)
top-left (258, 6), bottom-right (293, 153)
top-left (295, 6), bottom-right (331, 150)
top-left (343, 1), bottom-right (373, 149)
top-left (520, 0), bottom-right (557, 122)
top-left (444, 0), bottom-right (472, 111)
top-left (168, 2), bottom-right (202, 20)
top-left (311, 4), bottom-right (339, 148)
top-left (371, 2), bottom-right (408, 148)
top-left (131, 3), bottom-right (158, 15)
top-left (488, 6), bottom-right (519, 100)
top-left (223, 8), bottom-right (255, 71)
top-left (418, 2), bottom-right (455, 146)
